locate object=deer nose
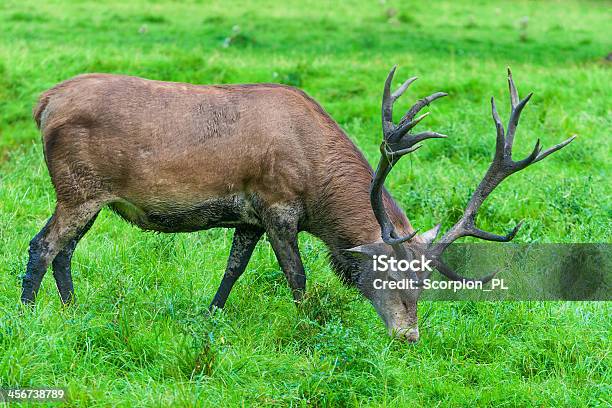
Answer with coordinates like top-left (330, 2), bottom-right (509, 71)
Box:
top-left (404, 327), bottom-right (419, 343)
top-left (389, 326), bottom-right (420, 342)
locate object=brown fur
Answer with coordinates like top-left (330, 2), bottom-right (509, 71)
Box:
top-left (34, 74), bottom-right (413, 249)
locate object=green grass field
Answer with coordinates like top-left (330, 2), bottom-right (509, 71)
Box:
top-left (0, 0), bottom-right (610, 406)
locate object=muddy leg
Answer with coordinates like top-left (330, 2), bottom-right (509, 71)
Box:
top-left (264, 208), bottom-right (306, 303)
top-left (21, 202), bottom-right (102, 304)
top-left (51, 211), bottom-right (99, 304)
top-left (209, 225), bottom-right (263, 310)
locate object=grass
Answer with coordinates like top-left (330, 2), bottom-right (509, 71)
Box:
top-left (0, 0), bottom-right (610, 406)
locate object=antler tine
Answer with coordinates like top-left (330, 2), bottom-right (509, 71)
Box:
top-left (533, 135), bottom-right (577, 163)
top-left (470, 220), bottom-right (524, 242)
top-left (395, 112), bottom-right (430, 138)
top-left (382, 143), bottom-right (423, 162)
top-left (393, 77), bottom-right (419, 101)
top-left (491, 97), bottom-right (505, 157)
top-left (507, 67), bottom-right (519, 109)
top-left (400, 92), bottom-right (448, 127)
top-left (381, 66), bottom-right (397, 137)
top-left (506, 92), bottom-right (532, 149)
top-left (384, 131), bottom-right (448, 163)
top-left (430, 69), bottom-right (575, 262)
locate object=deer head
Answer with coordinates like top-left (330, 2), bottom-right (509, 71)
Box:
top-left (348, 67), bottom-right (575, 342)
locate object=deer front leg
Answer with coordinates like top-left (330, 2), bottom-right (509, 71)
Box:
top-left (209, 225), bottom-right (263, 310)
top-left (264, 207), bottom-right (306, 303)
top-left (267, 232), bottom-right (306, 303)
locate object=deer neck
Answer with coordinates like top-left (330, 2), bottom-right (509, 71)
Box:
top-left (306, 137), bottom-right (413, 284)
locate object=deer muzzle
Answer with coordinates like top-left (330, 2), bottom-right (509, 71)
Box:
top-left (389, 325), bottom-right (420, 343)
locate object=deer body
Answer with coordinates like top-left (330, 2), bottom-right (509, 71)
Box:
top-left (23, 70), bottom-right (573, 342)
top-left (36, 74), bottom-right (408, 236)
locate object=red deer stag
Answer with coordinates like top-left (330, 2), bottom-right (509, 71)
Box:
top-left (23, 67), bottom-right (573, 341)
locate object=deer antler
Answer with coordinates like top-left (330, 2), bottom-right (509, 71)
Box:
top-left (371, 66), bottom-right (447, 248)
top-left (429, 69), bottom-right (576, 263)
top-left (372, 67), bottom-right (575, 283)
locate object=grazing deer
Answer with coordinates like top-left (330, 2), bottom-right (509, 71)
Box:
top-left (23, 67), bottom-right (573, 341)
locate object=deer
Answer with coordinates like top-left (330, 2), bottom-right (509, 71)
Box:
top-left (22, 66), bottom-right (574, 342)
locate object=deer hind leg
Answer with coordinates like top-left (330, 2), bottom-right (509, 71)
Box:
top-left (21, 202), bottom-right (102, 305)
top-left (263, 206), bottom-right (306, 303)
top-left (209, 225), bottom-right (264, 311)
top-left (51, 211), bottom-right (99, 304)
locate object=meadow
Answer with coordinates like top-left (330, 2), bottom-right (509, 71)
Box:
top-left (0, 0), bottom-right (610, 406)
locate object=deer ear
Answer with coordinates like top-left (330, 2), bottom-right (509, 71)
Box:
top-left (420, 224), bottom-right (441, 244)
top-left (343, 242), bottom-right (388, 259)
